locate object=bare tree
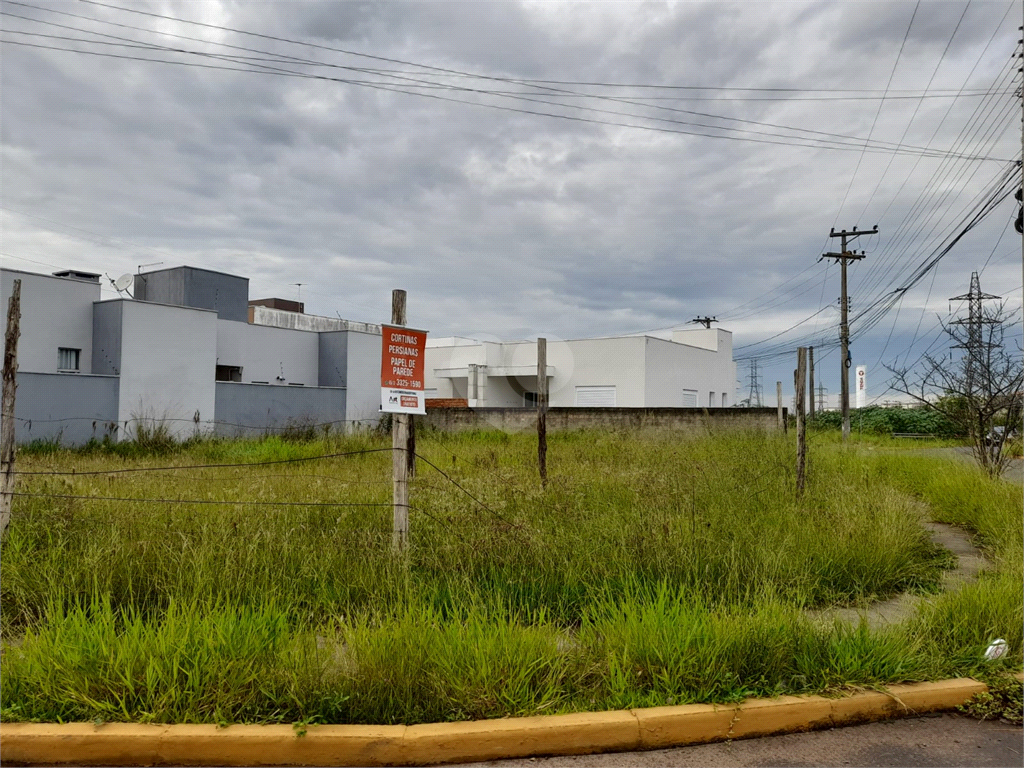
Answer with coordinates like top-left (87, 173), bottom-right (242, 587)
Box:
top-left (887, 301), bottom-right (1023, 478)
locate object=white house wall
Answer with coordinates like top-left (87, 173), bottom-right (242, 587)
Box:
top-left (1, 269), bottom-right (99, 374)
top-left (424, 339), bottom-right (486, 399)
top-left (643, 336), bottom-right (735, 407)
top-left (344, 329), bottom-right (383, 427)
top-left (477, 337), bottom-right (649, 408)
top-left (670, 327), bottom-right (733, 354)
top-left (552, 337), bottom-right (647, 407)
top-left (425, 332), bottom-right (739, 409)
top-left (215, 319), bottom-right (318, 386)
top-left (425, 337), bottom-right (649, 407)
top-left (117, 300), bottom-right (217, 440)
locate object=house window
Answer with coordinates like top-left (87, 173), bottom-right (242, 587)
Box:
top-left (709, 392), bottom-right (715, 407)
top-left (215, 365), bottom-right (242, 382)
top-left (524, 391), bottom-right (539, 408)
top-left (682, 389), bottom-right (698, 407)
top-left (58, 347), bottom-right (80, 372)
top-left (722, 393), bottom-right (728, 407)
top-left (575, 385), bottom-right (616, 407)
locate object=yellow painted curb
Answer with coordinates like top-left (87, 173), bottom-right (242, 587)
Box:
top-left (0, 676), bottom-right (1014, 766)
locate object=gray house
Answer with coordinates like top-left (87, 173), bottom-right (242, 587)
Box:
top-left (1, 266), bottom-right (383, 445)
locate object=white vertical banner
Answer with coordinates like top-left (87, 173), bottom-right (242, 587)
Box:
top-left (855, 365), bottom-right (867, 409)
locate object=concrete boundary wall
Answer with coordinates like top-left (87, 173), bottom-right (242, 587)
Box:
top-left (14, 372), bottom-right (119, 445)
top-left (214, 382), bottom-right (347, 437)
top-left (422, 407), bottom-right (784, 433)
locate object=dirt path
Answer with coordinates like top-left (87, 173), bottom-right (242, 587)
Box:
top-left (811, 518), bottom-right (986, 630)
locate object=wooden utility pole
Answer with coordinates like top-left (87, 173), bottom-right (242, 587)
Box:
top-left (776, 381), bottom-right (785, 433)
top-left (537, 337), bottom-right (548, 486)
top-left (391, 289), bottom-right (410, 552)
top-left (1, 279), bottom-right (21, 538)
top-left (795, 347), bottom-right (807, 495)
top-left (807, 346), bottom-right (815, 421)
top-left (823, 226), bottom-right (877, 441)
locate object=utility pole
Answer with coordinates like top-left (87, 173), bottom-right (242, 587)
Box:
top-left (1, 279), bottom-right (21, 538)
top-left (691, 316), bottom-right (717, 329)
top-left (391, 289), bottom-right (411, 553)
top-left (537, 338), bottom-right (548, 486)
top-left (747, 359), bottom-right (763, 407)
top-left (823, 225), bottom-right (878, 441)
top-left (808, 346), bottom-right (815, 421)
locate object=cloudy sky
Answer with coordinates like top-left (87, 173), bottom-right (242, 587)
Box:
top-left (2, 0), bottom-right (1021, 405)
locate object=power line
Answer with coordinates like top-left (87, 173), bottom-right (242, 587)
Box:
top-left (413, 451), bottom-right (523, 531)
top-left (2, 29), bottom-right (1011, 101)
top-left (737, 124), bottom-right (1017, 360)
top-left (12, 491), bottom-right (390, 507)
top-left (720, 13), bottom-right (1015, 332)
top-left (855, 42), bottom-right (1019, 298)
top-left (2, 33), bottom-right (1002, 161)
top-left (854, 0), bottom-right (974, 223)
top-left (1, 3), bottom-right (1009, 161)
top-left (13, 446), bottom-right (396, 475)
top-left (831, 0), bottom-right (921, 228)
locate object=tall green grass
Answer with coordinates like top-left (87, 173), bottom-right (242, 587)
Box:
top-left (4, 586), bottom-right (1017, 725)
top-left (2, 430), bottom-right (949, 627)
top-left (2, 429), bottom-right (1019, 724)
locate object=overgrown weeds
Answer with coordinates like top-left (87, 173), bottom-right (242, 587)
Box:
top-left (1, 429), bottom-right (1020, 724)
top-left (957, 675), bottom-right (1023, 725)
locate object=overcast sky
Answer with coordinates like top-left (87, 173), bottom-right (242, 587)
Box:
top-left (2, 0), bottom-right (1021, 404)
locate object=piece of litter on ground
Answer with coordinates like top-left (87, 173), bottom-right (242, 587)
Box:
top-left (983, 638), bottom-right (1008, 660)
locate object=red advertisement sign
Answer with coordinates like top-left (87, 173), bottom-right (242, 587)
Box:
top-left (381, 325), bottom-right (428, 414)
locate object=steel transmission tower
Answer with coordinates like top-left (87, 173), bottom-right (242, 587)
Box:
top-left (747, 359), bottom-right (763, 407)
top-left (949, 272), bottom-right (1000, 398)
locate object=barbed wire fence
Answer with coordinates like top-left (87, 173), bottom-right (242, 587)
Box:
top-left (3, 411), bottom-right (802, 562)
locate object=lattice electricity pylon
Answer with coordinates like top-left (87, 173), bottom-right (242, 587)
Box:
top-left (949, 271), bottom-right (1000, 399)
top-left (816, 384), bottom-right (828, 413)
top-left (747, 359), bottom-right (763, 408)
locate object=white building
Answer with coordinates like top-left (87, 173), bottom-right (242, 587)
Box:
top-left (1, 265), bottom-right (383, 444)
top-left (424, 327), bottom-right (737, 409)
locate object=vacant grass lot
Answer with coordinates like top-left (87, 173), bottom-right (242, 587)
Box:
top-left (1, 427), bottom-right (1020, 725)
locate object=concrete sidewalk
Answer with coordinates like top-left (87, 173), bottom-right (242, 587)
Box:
top-left (457, 714), bottom-right (1022, 768)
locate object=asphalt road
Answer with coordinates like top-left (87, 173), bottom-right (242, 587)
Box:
top-left (898, 446), bottom-right (1023, 486)
top-left (456, 714), bottom-right (1023, 768)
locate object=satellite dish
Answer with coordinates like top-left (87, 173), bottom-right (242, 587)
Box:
top-left (113, 273), bottom-right (134, 292)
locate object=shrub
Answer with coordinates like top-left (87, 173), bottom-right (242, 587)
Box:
top-left (812, 406), bottom-right (960, 437)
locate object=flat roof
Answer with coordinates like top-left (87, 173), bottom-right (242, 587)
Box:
top-left (93, 297), bottom-right (218, 313)
top-left (138, 265), bottom-right (248, 281)
top-left (1, 266), bottom-right (104, 285)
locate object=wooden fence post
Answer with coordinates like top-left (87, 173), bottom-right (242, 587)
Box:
top-left (1, 279), bottom-right (22, 538)
top-left (391, 289), bottom-right (410, 552)
top-left (795, 347), bottom-right (807, 495)
top-left (777, 381), bottom-right (786, 434)
top-left (537, 337), bottom-right (547, 486)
